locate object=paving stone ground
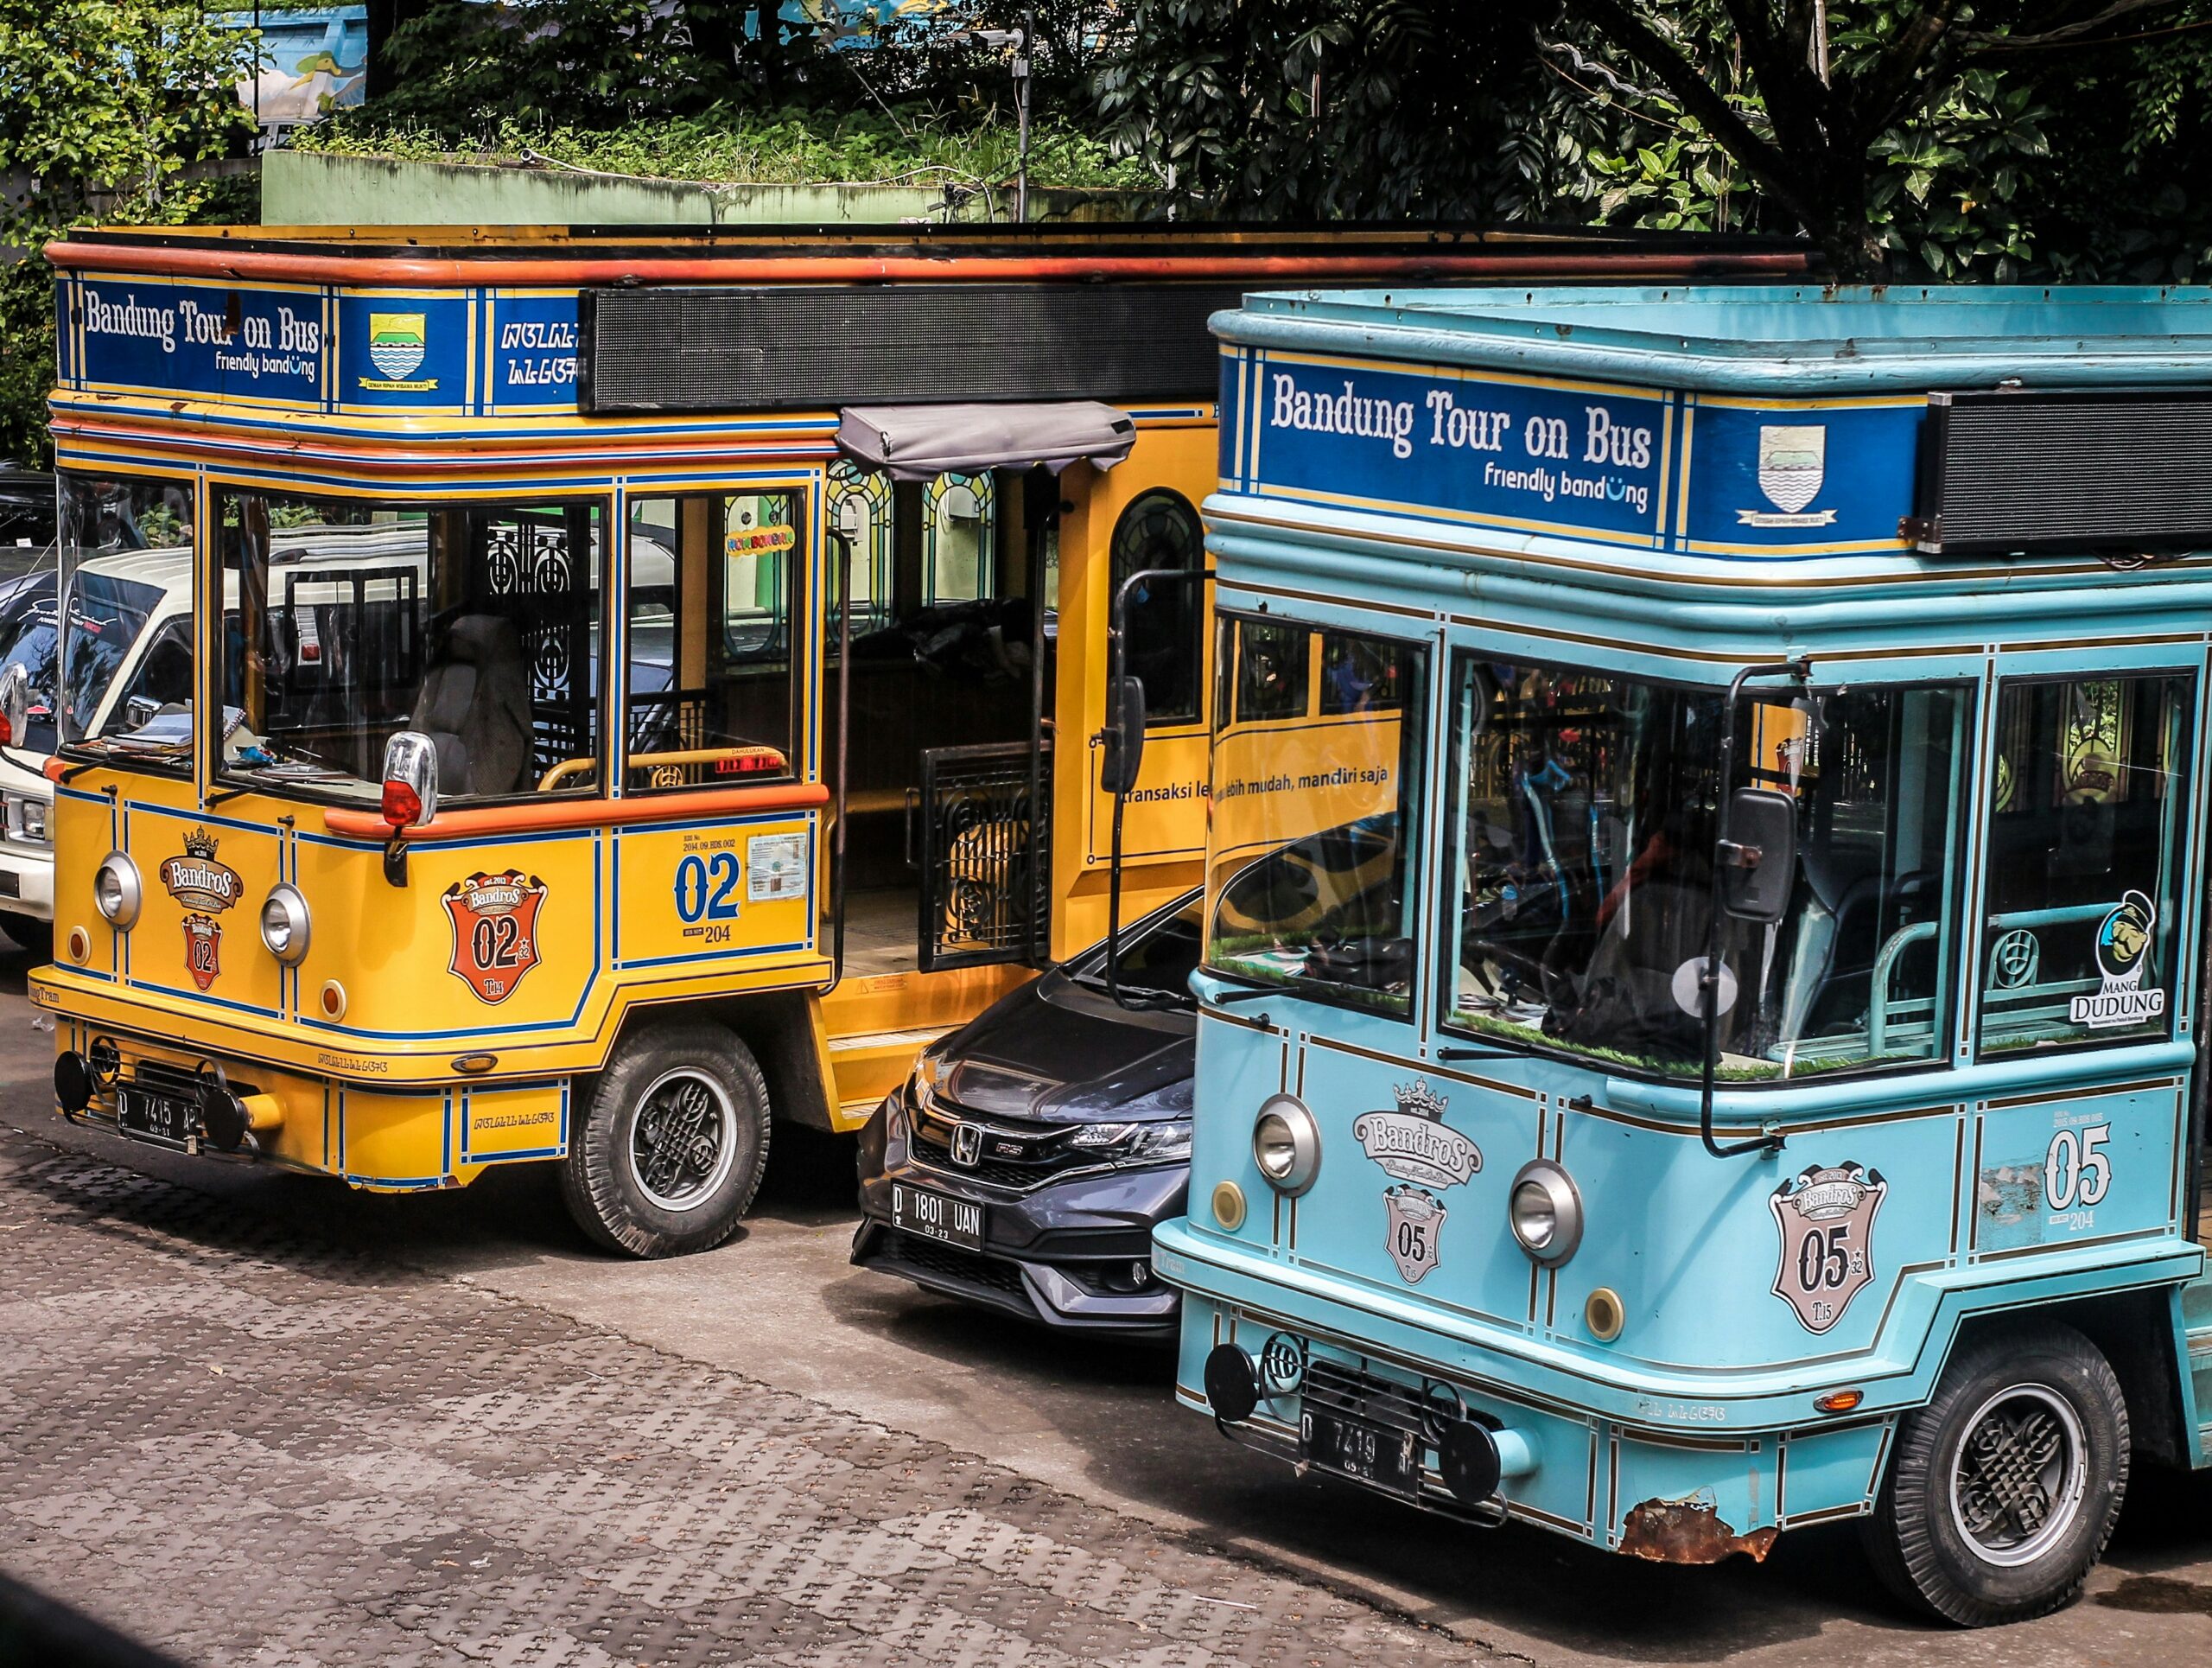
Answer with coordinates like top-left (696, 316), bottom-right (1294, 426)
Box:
top-left (0, 1130), bottom-right (1492, 1666)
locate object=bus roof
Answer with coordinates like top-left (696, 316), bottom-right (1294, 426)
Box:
top-left (1223, 283), bottom-right (2212, 395)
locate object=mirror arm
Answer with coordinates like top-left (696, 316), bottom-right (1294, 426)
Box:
top-left (1699, 659), bottom-right (1807, 1161)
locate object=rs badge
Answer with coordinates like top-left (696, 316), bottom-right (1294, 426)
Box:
top-left (1769, 1162), bottom-right (1887, 1334)
top-left (442, 870), bottom-right (545, 1003)
top-left (1353, 1080), bottom-right (1482, 1285)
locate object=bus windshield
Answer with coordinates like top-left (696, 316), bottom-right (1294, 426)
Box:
top-left (1445, 661), bottom-right (1970, 1083)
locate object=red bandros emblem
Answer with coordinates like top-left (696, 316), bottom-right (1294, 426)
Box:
top-left (1769, 1162), bottom-right (1888, 1334)
top-left (159, 828), bottom-right (241, 990)
top-left (442, 870), bottom-right (546, 1003)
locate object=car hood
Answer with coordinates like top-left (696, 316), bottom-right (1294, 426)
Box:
top-left (929, 969), bottom-right (1195, 1124)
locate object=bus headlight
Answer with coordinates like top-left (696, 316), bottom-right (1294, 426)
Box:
top-left (1251, 1093), bottom-right (1320, 1195)
top-left (93, 851), bottom-right (141, 928)
top-left (259, 883), bottom-right (311, 964)
top-left (1509, 1160), bottom-right (1583, 1265)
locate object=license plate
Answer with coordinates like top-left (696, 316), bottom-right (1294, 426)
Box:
top-left (1301, 1406), bottom-right (1423, 1499)
top-left (117, 1083), bottom-right (197, 1149)
top-left (891, 1182), bottom-right (984, 1252)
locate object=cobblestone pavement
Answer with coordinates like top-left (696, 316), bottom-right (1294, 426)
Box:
top-left (0, 1130), bottom-right (1491, 1667)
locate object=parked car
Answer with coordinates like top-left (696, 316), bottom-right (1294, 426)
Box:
top-left (853, 889), bottom-right (1203, 1341)
top-left (0, 465), bottom-right (56, 558)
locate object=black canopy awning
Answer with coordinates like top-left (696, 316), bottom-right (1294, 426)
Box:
top-left (836, 402), bottom-right (1136, 481)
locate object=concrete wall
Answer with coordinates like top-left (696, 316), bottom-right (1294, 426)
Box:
top-left (262, 150), bottom-right (1147, 227)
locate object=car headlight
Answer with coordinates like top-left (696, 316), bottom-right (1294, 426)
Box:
top-left (5, 792), bottom-right (48, 844)
top-left (93, 851), bottom-right (141, 928)
top-left (1509, 1159), bottom-right (1583, 1265)
top-left (259, 883), bottom-right (311, 965)
top-left (1251, 1093), bottom-right (1320, 1195)
top-left (1070, 1119), bottom-right (1193, 1165)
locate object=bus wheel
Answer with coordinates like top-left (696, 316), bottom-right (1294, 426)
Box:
top-left (1863, 1321), bottom-right (2127, 1627)
top-left (561, 1022), bottom-right (771, 1258)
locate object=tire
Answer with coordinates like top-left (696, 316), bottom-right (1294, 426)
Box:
top-left (1, 915), bottom-right (51, 959)
top-left (1863, 1321), bottom-right (2128, 1627)
top-left (559, 1021), bottom-right (771, 1258)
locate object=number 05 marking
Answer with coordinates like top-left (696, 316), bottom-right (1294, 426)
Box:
top-left (2044, 1122), bottom-right (2113, 1212)
top-left (674, 851), bottom-right (741, 924)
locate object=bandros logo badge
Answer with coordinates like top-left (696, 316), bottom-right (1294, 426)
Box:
top-left (442, 870), bottom-right (546, 1003)
top-left (1769, 1162), bottom-right (1887, 1334)
top-left (2072, 888), bottom-right (2164, 1029)
top-left (367, 313), bottom-right (426, 380)
top-left (1353, 1080), bottom-right (1481, 1284)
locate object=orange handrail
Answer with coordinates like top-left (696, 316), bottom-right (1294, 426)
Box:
top-left (322, 780), bottom-right (828, 842)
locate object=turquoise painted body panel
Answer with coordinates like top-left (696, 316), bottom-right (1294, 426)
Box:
top-left (1165, 285), bottom-right (2212, 1554)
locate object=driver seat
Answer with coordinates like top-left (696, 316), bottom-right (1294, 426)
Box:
top-left (410, 614), bottom-right (532, 796)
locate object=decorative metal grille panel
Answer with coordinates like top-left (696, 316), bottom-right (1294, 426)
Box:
top-left (477, 511), bottom-right (593, 778)
top-left (915, 741), bottom-right (1052, 972)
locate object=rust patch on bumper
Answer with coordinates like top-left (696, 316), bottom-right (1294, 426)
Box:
top-left (1619, 1499), bottom-right (1780, 1564)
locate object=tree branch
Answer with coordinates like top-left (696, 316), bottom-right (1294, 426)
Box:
top-left (1960, 0), bottom-right (2183, 50)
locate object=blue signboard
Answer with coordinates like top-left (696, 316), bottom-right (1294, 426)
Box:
top-left (489, 295), bottom-right (582, 409)
top-left (336, 293), bottom-right (471, 410)
top-left (1224, 349), bottom-right (1924, 557)
top-left (73, 277), bottom-right (325, 404)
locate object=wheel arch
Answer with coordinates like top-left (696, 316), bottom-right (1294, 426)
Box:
top-left (594, 990), bottom-right (835, 1132)
top-left (1945, 1285), bottom-right (2194, 1468)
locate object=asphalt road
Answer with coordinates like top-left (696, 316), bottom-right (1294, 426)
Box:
top-left (3, 940), bottom-right (2209, 1665)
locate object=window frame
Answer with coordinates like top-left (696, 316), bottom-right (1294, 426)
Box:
top-left (1970, 665), bottom-right (2200, 1065)
top-left (1429, 648), bottom-right (1980, 1089)
top-left (1108, 487), bottom-right (1207, 729)
top-left (1200, 608), bottom-right (1432, 1022)
top-left (620, 487), bottom-right (808, 797)
top-left (207, 484), bottom-right (615, 809)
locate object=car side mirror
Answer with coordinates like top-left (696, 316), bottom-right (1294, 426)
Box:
top-left (380, 730), bottom-right (439, 830)
top-left (1721, 787), bottom-right (1797, 923)
top-left (1100, 676), bottom-right (1147, 797)
top-left (0, 663), bottom-right (27, 748)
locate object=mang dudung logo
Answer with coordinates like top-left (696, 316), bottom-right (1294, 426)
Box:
top-left (2071, 888), bottom-right (2164, 1029)
top-left (360, 312), bottom-right (437, 393)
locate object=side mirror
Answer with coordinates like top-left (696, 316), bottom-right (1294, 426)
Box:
top-left (380, 730), bottom-right (439, 830)
top-left (1721, 787), bottom-right (1797, 923)
top-left (0, 663), bottom-right (26, 748)
top-left (1100, 676), bottom-right (1147, 797)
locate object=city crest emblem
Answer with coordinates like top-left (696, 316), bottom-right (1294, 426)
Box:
top-left (1353, 1080), bottom-right (1482, 1284)
top-left (367, 313), bottom-right (425, 380)
top-left (442, 870), bottom-right (546, 1003)
top-left (1769, 1162), bottom-right (1887, 1333)
top-left (1739, 425), bottom-right (1837, 527)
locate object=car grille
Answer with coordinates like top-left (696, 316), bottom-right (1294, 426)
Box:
top-left (881, 1230), bottom-right (1027, 1297)
top-left (1301, 1357), bottom-right (1432, 1444)
top-left (909, 1109), bottom-right (1107, 1193)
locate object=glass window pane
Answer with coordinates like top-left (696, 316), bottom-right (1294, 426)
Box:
top-left (1443, 659), bottom-right (1970, 1082)
top-left (56, 473), bottom-right (196, 767)
top-left (826, 460), bottom-right (892, 633)
top-left (214, 490), bottom-right (603, 801)
top-left (1977, 674), bottom-right (2194, 1055)
top-left (625, 490), bottom-right (799, 793)
top-left (924, 473), bottom-right (994, 604)
top-left (1234, 620), bottom-right (1308, 723)
top-left (1110, 489), bottom-right (1203, 725)
top-left (1205, 617), bottom-right (1426, 1015)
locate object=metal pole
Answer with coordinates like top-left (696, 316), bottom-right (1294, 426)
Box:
top-left (1014, 8), bottom-right (1033, 223)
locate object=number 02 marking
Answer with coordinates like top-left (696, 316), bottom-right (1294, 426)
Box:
top-left (2044, 1122), bottom-right (2113, 1212)
top-left (674, 851), bottom-right (741, 925)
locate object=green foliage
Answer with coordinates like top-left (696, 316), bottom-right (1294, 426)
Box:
top-left (294, 106), bottom-right (1149, 192)
top-left (0, 0), bottom-right (259, 464)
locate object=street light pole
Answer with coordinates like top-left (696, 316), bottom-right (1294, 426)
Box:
top-left (1014, 7), bottom-right (1033, 222)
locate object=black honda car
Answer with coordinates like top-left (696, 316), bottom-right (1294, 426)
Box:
top-left (853, 889), bottom-right (1201, 1342)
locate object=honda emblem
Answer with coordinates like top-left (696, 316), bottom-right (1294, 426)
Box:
top-left (950, 1123), bottom-right (983, 1167)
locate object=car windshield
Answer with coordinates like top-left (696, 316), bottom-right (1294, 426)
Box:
top-left (1446, 659), bottom-right (1970, 1082)
top-left (57, 473), bottom-right (194, 758)
top-left (1071, 895), bottom-right (1205, 1003)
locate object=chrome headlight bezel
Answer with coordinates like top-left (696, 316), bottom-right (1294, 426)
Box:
top-left (93, 850), bottom-right (141, 928)
top-left (5, 790), bottom-right (49, 846)
top-left (259, 882), bottom-right (311, 965)
top-left (1508, 1158), bottom-right (1584, 1266)
top-left (1251, 1092), bottom-right (1321, 1196)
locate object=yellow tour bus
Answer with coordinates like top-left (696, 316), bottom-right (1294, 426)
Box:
top-left (28, 223), bottom-right (1807, 1255)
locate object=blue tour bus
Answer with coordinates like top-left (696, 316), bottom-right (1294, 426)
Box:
top-left (1150, 285), bottom-right (2212, 1627)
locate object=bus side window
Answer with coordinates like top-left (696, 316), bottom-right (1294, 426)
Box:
top-left (1977, 673), bottom-right (2196, 1056)
top-left (1110, 489), bottom-right (1204, 727)
top-left (1236, 620), bottom-right (1309, 723)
